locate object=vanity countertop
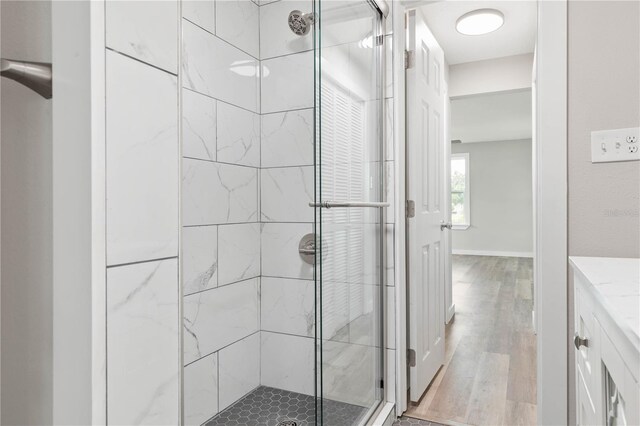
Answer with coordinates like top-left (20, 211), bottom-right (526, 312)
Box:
top-left (569, 256), bottom-right (640, 359)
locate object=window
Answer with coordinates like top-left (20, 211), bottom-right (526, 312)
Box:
top-left (451, 153), bottom-right (470, 229)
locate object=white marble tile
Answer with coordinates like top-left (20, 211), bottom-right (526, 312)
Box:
top-left (183, 0), bottom-right (215, 34)
top-left (322, 339), bottom-right (375, 407)
top-left (217, 102), bottom-right (260, 167)
top-left (182, 159), bottom-right (258, 226)
top-left (261, 51), bottom-right (313, 114)
top-left (107, 259), bottom-right (179, 425)
top-left (261, 223), bottom-right (314, 280)
top-left (106, 51), bottom-right (179, 266)
top-left (106, 0), bottom-right (178, 73)
top-left (261, 277), bottom-right (315, 337)
top-left (321, 41), bottom-right (376, 104)
top-left (259, 0), bottom-right (313, 60)
top-left (260, 331), bottom-right (314, 395)
top-left (183, 226), bottom-right (217, 296)
top-left (318, 2), bottom-right (376, 50)
top-left (320, 279), bottom-right (352, 341)
top-left (216, 0), bottom-right (259, 58)
top-left (183, 20), bottom-right (259, 112)
top-left (219, 333), bottom-right (260, 410)
top-left (184, 353), bottom-right (218, 426)
top-left (183, 89), bottom-right (216, 161)
top-left (261, 109), bottom-right (313, 168)
top-left (183, 278), bottom-right (259, 364)
top-left (218, 223), bottom-right (260, 285)
top-left (261, 167), bottom-right (314, 223)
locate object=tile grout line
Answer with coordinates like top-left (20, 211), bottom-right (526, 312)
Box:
top-left (184, 330), bottom-right (261, 369)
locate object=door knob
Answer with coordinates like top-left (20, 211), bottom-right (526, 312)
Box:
top-left (574, 333), bottom-right (589, 350)
top-left (440, 221), bottom-right (453, 230)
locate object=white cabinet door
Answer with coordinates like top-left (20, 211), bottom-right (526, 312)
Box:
top-left (574, 278), bottom-right (603, 425)
top-left (600, 328), bottom-right (640, 426)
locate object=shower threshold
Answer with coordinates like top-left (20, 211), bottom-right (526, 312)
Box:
top-left (205, 386), bottom-right (369, 426)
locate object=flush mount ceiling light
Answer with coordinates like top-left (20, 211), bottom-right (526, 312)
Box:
top-left (456, 9), bottom-right (504, 36)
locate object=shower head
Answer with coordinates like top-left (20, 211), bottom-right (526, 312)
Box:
top-left (288, 10), bottom-right (316, 36)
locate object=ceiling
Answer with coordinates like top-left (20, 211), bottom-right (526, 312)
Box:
top-left (451, 90), bottom-right (532, 143)
top-left (419, 1), bottom-right (537, 65)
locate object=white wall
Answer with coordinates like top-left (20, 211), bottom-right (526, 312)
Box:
top-left (451, 139), bottom-right (533, 256)
top-left (1, 1), bottom-right (53, 424)
top-left (449, 53), bottom-right (534, 98)
top-left (51, 1), bottom-right (96, 422)
top-left (568, 0), bottom-right (640, 258)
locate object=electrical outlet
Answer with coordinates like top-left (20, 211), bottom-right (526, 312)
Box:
top-left (591, 127), bottom-right (640, 163)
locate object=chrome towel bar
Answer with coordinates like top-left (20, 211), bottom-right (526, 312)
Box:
top-left (309, 201), bottom-right (390, 209)
top-left (1, 58), bottom-right (52, 99)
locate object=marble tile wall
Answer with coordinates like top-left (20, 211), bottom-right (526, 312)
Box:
top-left (181, 1), bottom-right (262, 424)
top-left (104, 1), bottom-right (180, 424)
top-left (258, 0), bottom-right (318, 398)
top-left (102, 1), bottom-right (397, 425)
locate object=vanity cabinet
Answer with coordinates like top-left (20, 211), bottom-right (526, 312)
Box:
top-left (571, 257), bottom-right (640, 426)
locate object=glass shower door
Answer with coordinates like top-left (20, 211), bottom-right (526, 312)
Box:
top-left (313, 1), bottom-right (386, 424)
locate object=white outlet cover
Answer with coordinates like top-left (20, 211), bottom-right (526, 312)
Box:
top-left (591, 127), bottom-right (640, 163)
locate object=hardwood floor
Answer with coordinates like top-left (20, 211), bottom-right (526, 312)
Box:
top-left (405, 255), bottom-right (537, 426)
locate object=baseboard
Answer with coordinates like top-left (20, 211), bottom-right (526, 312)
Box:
top-left (452, 249), bottom-right (534, 258)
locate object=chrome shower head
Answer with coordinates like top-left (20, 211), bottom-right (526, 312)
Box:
top-left (288, 10), bottom-right (316, 36)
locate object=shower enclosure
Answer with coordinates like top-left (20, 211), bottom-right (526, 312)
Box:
top-left (50, 0), bottom-right (388, 424)
top-left (198, 0), bottom-right (388, 425)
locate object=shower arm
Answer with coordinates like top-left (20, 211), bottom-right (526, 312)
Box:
top-left (1, 58), bottom-right (52, 99)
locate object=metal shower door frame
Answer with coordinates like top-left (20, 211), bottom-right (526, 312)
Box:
top-left (312, 0), bottom-right (389, 424)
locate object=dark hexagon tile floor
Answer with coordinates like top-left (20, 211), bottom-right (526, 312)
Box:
top-left (205, 386), bottom-right (369, 426)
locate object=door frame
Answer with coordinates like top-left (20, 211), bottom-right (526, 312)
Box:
top-left (393, 0), bottom-right (568, 423)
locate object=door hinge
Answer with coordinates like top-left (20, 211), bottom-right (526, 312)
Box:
top-left (406, 199), bottom-right (415, 218)
top-left (376, 35), bottom-right (384, 46)
top-left (408, 349), bottom-right (416, 367)
top-left (379, 379), bottom-right (384, 389)
top-left (404, 50), bottom-right (414, 69)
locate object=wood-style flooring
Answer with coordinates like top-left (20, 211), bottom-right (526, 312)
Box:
top-left (405, 255), bottom-right (537, 426)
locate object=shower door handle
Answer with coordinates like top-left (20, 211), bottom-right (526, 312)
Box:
top-left (309, 201), bottom-right (390, 209)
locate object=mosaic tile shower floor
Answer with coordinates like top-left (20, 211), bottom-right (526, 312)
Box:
top-left (205, 386), bottom-right (369, 426)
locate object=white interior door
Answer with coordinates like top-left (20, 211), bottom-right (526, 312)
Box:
top-left (406, 8), bottom-right (447, 402)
